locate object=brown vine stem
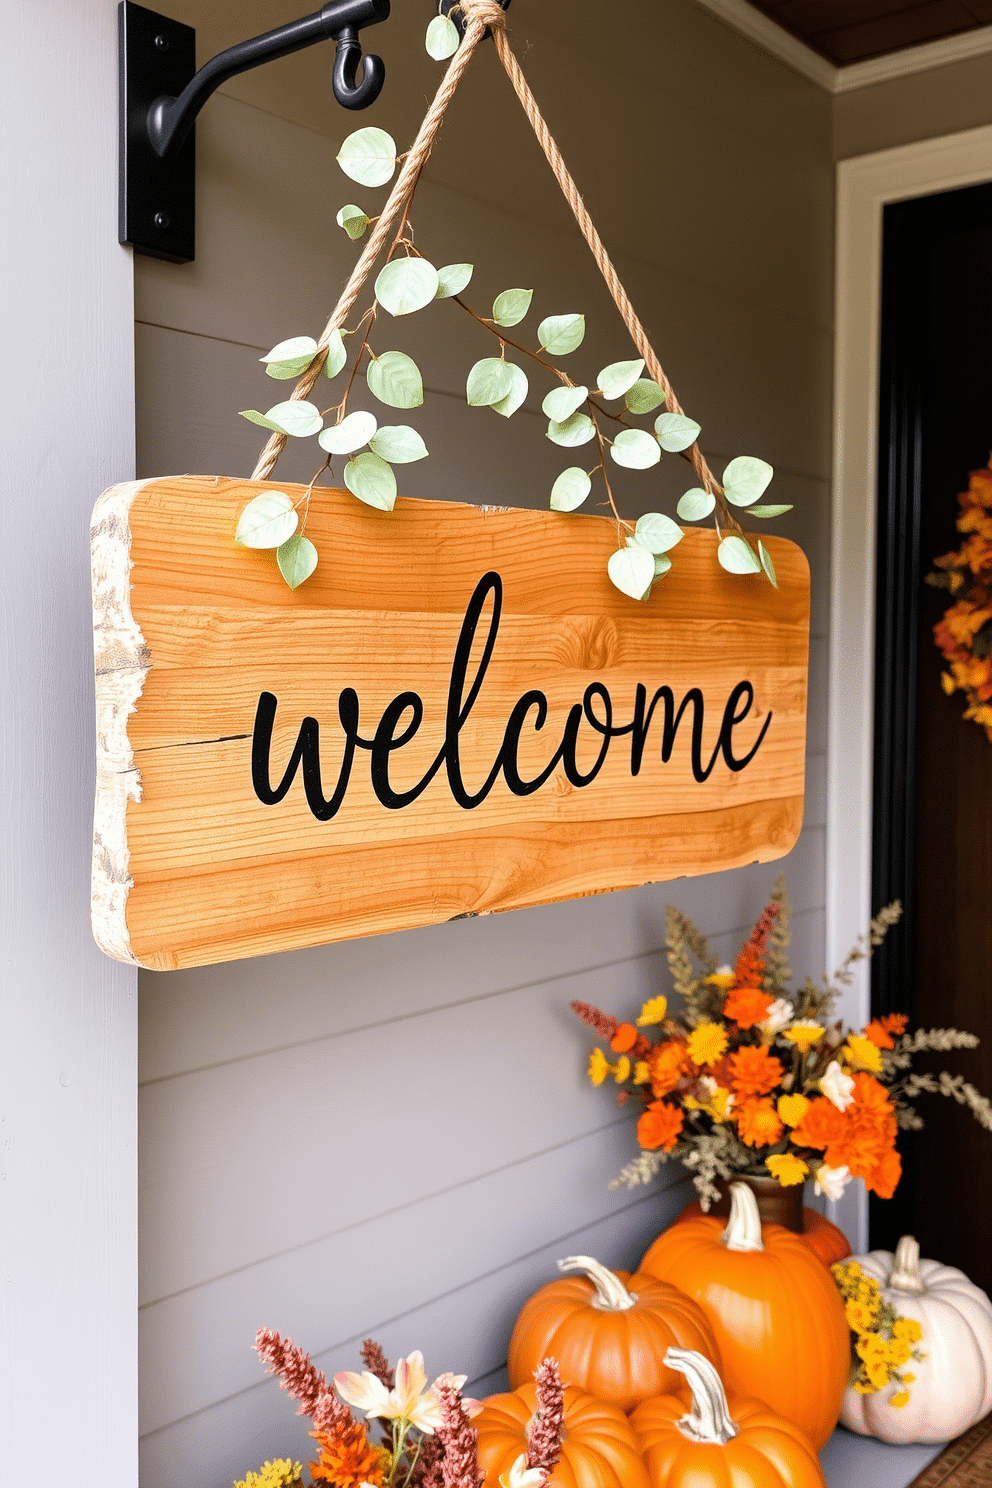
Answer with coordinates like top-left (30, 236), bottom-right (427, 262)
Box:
top-left (591, 417), bottom-right (629, 543)
top-left (322, 306), bottom-right (377, 424)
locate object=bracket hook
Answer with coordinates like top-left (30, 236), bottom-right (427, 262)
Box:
top-left (333, 25), bottom-right (386, 109)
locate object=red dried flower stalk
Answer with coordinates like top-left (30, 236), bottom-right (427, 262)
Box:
top-left (526, 1359), bottom-right (564, 1479)
top-left (415, 1433), bottom-right (445, 1488)
top-left (361, 1338), bottom-right (396, 1390)
top-left (733, 902), bottom-right (779, 988)
top-left (433, 1373), bottom-right (484, 1488)
top-left (570, 1000), bottom-right (620, 1045)
top-left (254, 1328), bottom-right (348, 1433)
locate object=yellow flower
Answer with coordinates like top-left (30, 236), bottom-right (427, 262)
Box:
top-left (854, 1377), bottom-right (875, 1394)
top-left (709, 1086), bottom-right (734, 1123)
top-left (614, 1055), bottom-right (631, 1084)
top-left (844, 1034), bottom-right (884, 1073)
top-left (892, 1317), bottom-right (924, 1344)
top-left (886, 1338), bottom-right (912, 1367)
top-left (588, 1048), bottom-right (609, 1086)
top-left (845, 1298), bottom-right (879, 1333)
top-left (636, 996), bottom-right (668, 1026)
top-left (890, 1390), bottom-right (911, 1408)
top-left (784, 1020), bottom-right (826, 1053)
top-left (941, 671), bottom-right (957, 695)
top-left (234, 1461), bottom-right (303, 1488)
top-left (856, 1333), bottom-right (887, 1363)
top-left (777, 1093), bottom-right (810, 1127)
top-left (633, 1060), bottom-right (651, 1085)
top-left (766, 1153), bottom-right (808, 1186)
top-left (866, 1358), bottom-right (891, 1390)
top-left (901, 1373), bottom-right (916, 1385)
top-left (704, 965), bottom-right (736, 990)
top-left (687, 1021), bottom-right (729, 1066)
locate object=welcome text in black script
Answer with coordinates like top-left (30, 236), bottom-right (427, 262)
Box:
top-left (251, 571), bottom-right (772, 822)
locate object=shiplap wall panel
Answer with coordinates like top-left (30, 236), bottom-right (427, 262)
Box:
top-left (138, 1182), bottom-right (687, 1486)
top-left (134, 3), bottom-right (834, 1481)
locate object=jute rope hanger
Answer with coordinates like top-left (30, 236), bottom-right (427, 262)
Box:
top-left (252, 0), bottom-right (735, 533)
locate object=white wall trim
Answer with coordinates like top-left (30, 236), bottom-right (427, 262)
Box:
top-left (827, 122), bottom-right (992, 1250)
top-left (693, 0), bottom-right (992, 93)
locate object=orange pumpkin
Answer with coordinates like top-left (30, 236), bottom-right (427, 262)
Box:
top-left (630, 1348), bottom-right (826, 1487)
top-left (508, 1255), bottom-right (722, 1412)
top-left (676, 1199), bottom-right (851, 1268)
top-left (638, 1182), bottom-right (849, 1451)
top-left (476, 1381), bottom-right (651, 1488)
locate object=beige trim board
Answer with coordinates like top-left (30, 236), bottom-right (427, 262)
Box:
top-left (693, 0), bottom-right (992, 94)
top-left (828, 122), bottom-right (992, 1251)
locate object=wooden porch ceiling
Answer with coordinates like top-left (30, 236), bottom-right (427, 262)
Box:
top-left (744, 0), bottom-right (992, 63)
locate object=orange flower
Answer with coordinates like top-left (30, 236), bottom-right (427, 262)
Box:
top-left (649, 1040), bottom-right (694, 1097)
top-left (723, 985), bottom-right (773, 1028)
top-left (863, 1014), bottom-right (908, 1050)
top-left (309, 1420), bottom-right (389, 1488)
top-left (790, 1096), bottom-right (848, 1155)
top-left (727, 1044), bottom-right (784, 1099)
top-left (637, 1100), bottom-right (684, 1152)
top-left (611, 1023), bottom-right (638, 1054)
top-left (736, 1097), bottom-right (783, 1148)
top-left (864, 1145), bottom-right (902, 1200)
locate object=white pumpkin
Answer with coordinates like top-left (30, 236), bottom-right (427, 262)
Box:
top-left (840, 1234), bottom-right (992, 1444)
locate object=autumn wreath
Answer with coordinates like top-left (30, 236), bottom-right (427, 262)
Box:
top-left (926, 455), bottom-right (992, 741)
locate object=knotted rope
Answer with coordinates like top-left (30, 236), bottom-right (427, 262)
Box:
top-left (253, 0), bottom-right (726, 520)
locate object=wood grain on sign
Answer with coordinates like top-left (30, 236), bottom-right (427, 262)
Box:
top-left (91, 476), bottom-right (810, 970)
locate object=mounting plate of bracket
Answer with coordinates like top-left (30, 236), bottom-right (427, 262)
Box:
top-left (119, 2), bottom-right (196, 263)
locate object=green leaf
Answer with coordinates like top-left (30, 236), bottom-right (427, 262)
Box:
top-left (748, 504), bottom-right (793, 519)
top-left (492, 363), bottom-right (528, 419)
top-left (344, 451), bottom-right (397, 511)
top-left (277, 533), bottom-right (318, 589)
top-left (625, 379), bottom-right (666, 415)
top-left (633, 512), bottom-right (683, 554)
top-left (318, 409), bottom-right (377, 455)
top-left (547, 412), bottom-right (595, 448)
top-left (240, 401), bottom-right (323, 437)
top-left (467, 357), bottom-right (513, 408)
top-left (723, 455), bottom-right (774, 508)
top-left (324, 328), bottom-right (348, 380)
top-left (550, 467), bottom-right (592, 512)
top-left (655, 413), bottom-right (700, 452)
top-left (425, 12), bottom-right (460, 59)
top-left (759, 540), bottom-right (778, 588)
top-left (608, 545), bottom-right (655, 601)
top-left (336, 204), bottom-right (370, 240)
top-left (261, 335), bottom-right (318, 380)
top-left (236, 491), bottom-right (298, 549)
top-left (493, 288), bottom-right (533, 327)
top-left (538, 313), bottom-right (585, 356)
top-left (436, 263), bottom-right (474, 299)
top-left (654, 553), bottom-right (673, 578)
top-left (542, 385), bottom-right (588, 422)
top-left (597, 358), bottom-right (644, 400)
top-left (368, 351), bottom-right (424, 409)
top-left (718, 535), bottom-right (762, 575)
top-left (677, 488), bottom-right (717, 521)
top-left (375, 258), bottom-right (439, 317)
top-left (611, 428), bottom-right (660, 469)
top-left (369, 424), bottom-right (428, 462)
top-left (336, 127), bottom-right (397, 188)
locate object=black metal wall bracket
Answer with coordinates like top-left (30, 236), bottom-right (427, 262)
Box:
top-left (119, 0), bottom-right (390, 264)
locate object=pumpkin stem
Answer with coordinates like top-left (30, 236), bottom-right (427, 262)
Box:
top-left (557, 1256), bottom-right (636, 1311)
top-left (888, 1235), bottom-right (927, 1295)
top-left (664, 1348), bottom-right (738, 1445)
top-left (721, 1181), bottom-right (764, 1253)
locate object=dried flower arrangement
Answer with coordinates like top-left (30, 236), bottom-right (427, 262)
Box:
top-left (243, 1328), bottom-right (565, 1488)
top-left (573, 874), bottom-right (992, 1209)
top-left (831, 1260), bottom-right (925, 1409)
top-left (927, 453), bottom-right (992, 740)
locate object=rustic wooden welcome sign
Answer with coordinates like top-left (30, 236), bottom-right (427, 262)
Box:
top-left (90, 476), bottom-right (809, 970)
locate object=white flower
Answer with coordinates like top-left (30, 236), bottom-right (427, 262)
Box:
top-left (758, 998), bottom-right (794, 1035)
top-left (819, 1060), bottom-right (855, 1112)
top-left (335, 1351), bottom-right (467, 1434)
top-left (716, 963), bottom-right (732, 976)
top-left (500, 1455), bottom-right (546, 1488)
top-left (814, 1163), bottom-right (851, 1201)
top-left (697, 1075), bottom-right (718, 1100)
